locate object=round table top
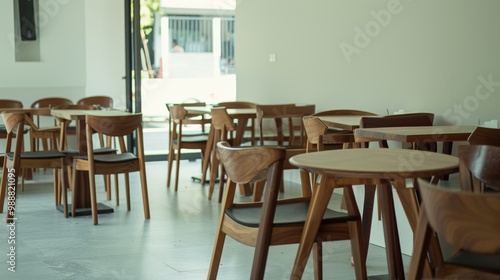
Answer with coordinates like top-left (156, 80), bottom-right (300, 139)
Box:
top-left (290, 148), bottom-right (459, 179)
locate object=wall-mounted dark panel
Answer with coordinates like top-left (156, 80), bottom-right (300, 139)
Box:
top-left (19, 0), bottom-right (36, 41)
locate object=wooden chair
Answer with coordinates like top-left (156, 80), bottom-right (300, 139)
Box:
top-left (0, 99), bottom-right (23, 109)
top-left (0, 99), bottom-right (26, 147)
top-left (459, 145), bottom-right (500, 193)
top-left (467, 126), bottom-right (500, 146)
top-left (0, 112), bottom-right (69, 219)
top-left (208, 142), bottom-right (367, 280)
top-left (166, 101), bottom-right (210, 135)
top-left (408, 180), bottom-right (500, 279)
top-left (54, 104), bottom-right (118, 203)
top-left (208, 107), bottom-right (236, 202)
top-left (256, 104), bottom-right (315, 147)
top-left (77, 96), bottom-right (115, 147)
top-left (72, 113), bottom-right (150, 225)
top-left (77, 95), bottom-right (113, 109)
top-left (0, 99), bottom-right (25, 166)
top-left (30, 97), bottom-right (73, 152)
top-left (302, 115), bottom-right (355, 185)
top-left (303, 116), bottom-right (356, 152)
top-left (216, 101), bottom-right (256, 144)
top-left (167, 105), bottom-right (210, 191)
top-left (251, 104), bottom-right (316, 200)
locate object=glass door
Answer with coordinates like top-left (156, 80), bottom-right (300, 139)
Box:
top-left (127, 1), bottom-right (237, 160)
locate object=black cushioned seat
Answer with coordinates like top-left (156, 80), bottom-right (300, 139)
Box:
top-left (62, 147), bottom-right (117, 155)
top-left (448, 251), bottom-right (500, 274)
top-left (7, 150), bottom-right (65, 159)
top-left (225, 201), bottom-right (353, 228)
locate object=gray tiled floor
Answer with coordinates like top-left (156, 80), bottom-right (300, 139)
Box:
top-left (0, 160), bottom-right (409, 279)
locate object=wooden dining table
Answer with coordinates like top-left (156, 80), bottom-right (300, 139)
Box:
top-left (354, 125), bottom-right (476, 144)
top-left (289, 148), bottom-right (459, 279)
top-left (51, 109), bottom-right (132, 215)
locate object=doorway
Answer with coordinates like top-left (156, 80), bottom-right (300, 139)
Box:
top-left (126, 1), bottom-right (237, 159)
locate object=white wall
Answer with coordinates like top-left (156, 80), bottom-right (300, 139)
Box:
top-left (0, 0), bottom-right (85, 106)
top-left (235, 0), bottom-right (500, 126)
top-left (0, 0), bottom-right (125, 107)
top-left (236, 0), bottom-right (500, 255)
top-left (84, 0), bottom-right (126, 109)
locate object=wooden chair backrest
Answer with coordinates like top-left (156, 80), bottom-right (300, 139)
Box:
top-left (77, 96), bottom-right (113, 108)
top-left (30, 97), bottom-right (73, 122)
top-left (0, 99), bottom-right (23, 109)
top-left (216, 101), bottom-right (256, 109)
top-left (211, 107), bottom-right (236, 132)
top-left (86, 114), bottom-right (142, 138)
top-left (168, 105), bottom-right (188, 121)
top-left (166, 103), bottom-right (209, 121)
top-left (217, 141), bottom-right (285, 186)
top-left (459, 145), bottom-right (500, 193)
top-left (313, 109), bottom-right (377, 116)
top-left (419, 180), bottom-right (500, 254)
top-left (31, 97), bottom-right (73, 109)
top-left (360, 113), bottom-right (434, 128)
top-left (256, 104), bottom-right (315, 146)
top-left (52, 104), bottom-right (94, 110)
top-left (1, 112), bottom-right (26, 169)
top-left (303, 116), bottom-right (328, 147)
top-left (467, 126), bottom-right (500, 146)
top-left (302, 116), bottom-right (354, 152)
top-left (85, 114), bottom-right (143, 155)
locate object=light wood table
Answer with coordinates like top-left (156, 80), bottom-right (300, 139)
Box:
top-left (289, 148), bottom-right (459, 279)
top-left (51, 109), bottom-right (132, 215)
top-left (354, 125), bottom-right (476, 143)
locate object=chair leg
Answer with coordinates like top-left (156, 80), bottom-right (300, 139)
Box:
top-left (252, 181), bottom-right (265, 202)
top-left (53, 169), bottom-right (59, 205)
top-left (71, 165), bottom-right (78, 217)
top-left (125, 173), bottom-right (131, 211)
top-left (208, 230), bottom-right (227, 279)
top-left (0, 163), bottom-right (10, 214)
top-left (344, 186), bottom-right (367, 280)
top-left (313, 242), bottom-right (323, 280)
top-left (139, 166), bottom-right (150, 219)
top-left (166, 145), bottom-right (174, 187)
top-left (174, 148), bottom-right (181, 191)
top-left (349, 220), bottom-right (367, 280)
top-left (217, 164), bottom-right (226, 203)
top-left (88, 168), bottom-right (99, 225)
top-left (407, 210), bottom-right (432, 280)
top-left (115, 174), bottom-right (120, 206)
top-left (60, 166), bottom-right (68, 218)
top-left (208, 144), bottom-right (219, 200)
top-left (105, 174), bottom-right (112, 201)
